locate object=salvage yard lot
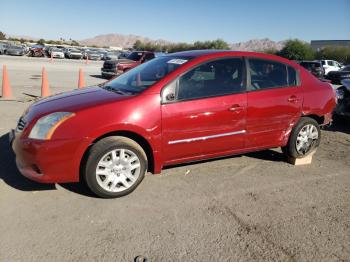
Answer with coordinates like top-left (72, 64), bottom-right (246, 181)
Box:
top-left (0, 56), bottom-right (350, 261)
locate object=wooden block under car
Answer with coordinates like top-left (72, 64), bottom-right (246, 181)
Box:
top-left (287, 150), bottom-right (316, 165)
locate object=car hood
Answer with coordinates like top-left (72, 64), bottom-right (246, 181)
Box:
top-left (25, 86), bottom-right (131, 123)
top-left (8, 48), bottom-right (23, 52)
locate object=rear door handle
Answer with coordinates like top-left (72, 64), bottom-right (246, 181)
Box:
top-left (288, 95), bottom-right (299, 103)
top-left (229, 104), bottom-right (243, 112)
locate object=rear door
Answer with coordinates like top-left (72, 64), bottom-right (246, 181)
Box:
top-left (245, 58), bottom-right (302, 149)
top-left (161, 57), bottom-right (247, 162)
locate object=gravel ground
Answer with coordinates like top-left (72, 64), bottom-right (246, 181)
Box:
top-left (0, 56), bottom-right (349, 262)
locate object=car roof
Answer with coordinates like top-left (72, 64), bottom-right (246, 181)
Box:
top-left (165, 49), bottom-right (280, 59)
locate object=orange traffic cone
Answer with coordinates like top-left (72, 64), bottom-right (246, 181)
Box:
top-left (1, 65), bottom-right (14, 100)
top-left (78, 68), bottom-right (85, 89)
top-left (41, 67), bottom-right (50, 97)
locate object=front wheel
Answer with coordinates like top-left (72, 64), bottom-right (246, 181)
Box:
top-left (84, 136), bottom-right (147, 198)
top-left (282, 117), bottom-right (321, 159)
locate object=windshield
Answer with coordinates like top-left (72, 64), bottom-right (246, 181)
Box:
top-left (102, 56), bottom-right (193, 94)
top-left (10, 46), bottom-right (22, 50)
top-left (127, 52), bottom-right (144, 61)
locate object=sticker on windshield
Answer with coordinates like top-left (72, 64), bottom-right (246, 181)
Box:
top-left (167, 59), bottom-right (188, 65)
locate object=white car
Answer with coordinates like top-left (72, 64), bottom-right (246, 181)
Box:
top-left (321, 60), bottom-right (342, 75)
top-left (51, 48), bottom-right (65, 59)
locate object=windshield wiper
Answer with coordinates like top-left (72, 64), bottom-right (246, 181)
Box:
top-left (102, 85), bottom-right (131, 95)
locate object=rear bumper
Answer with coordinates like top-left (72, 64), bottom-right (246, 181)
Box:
top-left (101, 68), bottom-right (118, 77)
top-left (11, 130), bottom-right (90, 183)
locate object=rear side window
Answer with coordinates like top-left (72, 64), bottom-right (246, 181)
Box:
top-left (287, 66), bottom-right (298, 86)
top-left (248, 59), bottom-right (288, 90)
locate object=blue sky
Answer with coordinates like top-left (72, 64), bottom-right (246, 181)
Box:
top-left (1, 0), bottom-right (349, 43)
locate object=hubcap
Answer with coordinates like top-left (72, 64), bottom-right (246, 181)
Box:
top-left (96, 149), bottom-right (141, 192)
top-left (296, 124), bottom-right (319, 155)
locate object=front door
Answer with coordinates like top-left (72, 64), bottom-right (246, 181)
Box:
top-left (161, 57), bottom-right (247, 163)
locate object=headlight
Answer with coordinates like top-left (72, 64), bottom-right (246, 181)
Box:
top-left (28, 112), bottom-right (75, 140)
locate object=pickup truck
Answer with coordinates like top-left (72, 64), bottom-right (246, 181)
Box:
top-left (101, 51), bottom-right (155, 78)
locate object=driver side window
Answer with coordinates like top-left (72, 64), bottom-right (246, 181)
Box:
top-left (177, 58), bottom-right (244, 101)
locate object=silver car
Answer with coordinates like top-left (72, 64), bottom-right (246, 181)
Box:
top-left (6, 45), bottom-right (26, 56)
top-left (65, 48), bottom-right (83, 59)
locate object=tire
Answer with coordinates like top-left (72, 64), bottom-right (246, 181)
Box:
top-left (282, 117), bottom-right (321, 159)
top-left (84, 136), bottom-right (147, 198)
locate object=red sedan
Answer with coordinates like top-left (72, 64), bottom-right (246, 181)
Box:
top-left (10, 50), bottom-right (336, 198)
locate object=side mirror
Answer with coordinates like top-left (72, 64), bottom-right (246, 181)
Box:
top-left (166, 93), bottom-right (175, 101)
top-left (161, 80), bottom-right (177, 104)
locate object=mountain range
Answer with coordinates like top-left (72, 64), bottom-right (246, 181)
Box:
top-left (80, 34), bottom-right (286, 51)
top-left (8, 32), bottom-right (287, 51)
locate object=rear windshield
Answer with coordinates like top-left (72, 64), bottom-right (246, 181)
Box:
top-left (300, 62), bottom-right (322, 69)
top-left (127, 52), bottom-right (144, 61)
top-left (102, 56), bottom-right (193, 94)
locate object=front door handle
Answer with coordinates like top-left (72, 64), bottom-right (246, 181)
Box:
top-left (288, 95), bottom-right (299, 103)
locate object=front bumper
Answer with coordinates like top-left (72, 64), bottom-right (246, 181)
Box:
top-left (52, 54), bottom-right (64, 58)
top-left (69, 54), bottom-right (82, 59)
top-left (10, 129), bottom-right (90, 183)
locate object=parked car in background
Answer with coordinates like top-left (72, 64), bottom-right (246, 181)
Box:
top-left (101, 51), bottom-right (155, 78)
top-left (85, 50), bottom-right (101, 60)
top-left (326, 65), bottom-right (350, 84)
top-left (98, 50), bottom-right (107, 60)
top-left (10, 50), bottom-right (336, 198)
top-left (50, 48), bottom-right (65, 59)
top-left (0, 42), bottom-right (7, 54)
top-left (65, 48), bottom-right (83, 59)
top-left (28, 45), bottom-right (45, 57)
top-left (298, 61), bottom-right (325, 79)
top-left (321, 60), bottom-right (342, 75)
top-left (334, 79), bottom-right (350, 118)
top-left (5, 45), bottom-right (26, 56)
top-left (103, 51), bottom-right (121, 60)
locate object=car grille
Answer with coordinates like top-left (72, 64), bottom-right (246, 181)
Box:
top-left (16, 116), bottom-right (27, 132)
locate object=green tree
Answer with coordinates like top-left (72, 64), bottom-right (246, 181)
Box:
top-left (315, 46), bottom-right (350, 64)
top-left (277, 39), bottom-right (314, 60)
top-left (133, 40), bottom-right (144, 50)
top-left (0, 31), bottom-right (6, 40)
top-left (261, 48), bottom-right (278, 55)
top-left (37, 38), bottom-right (46, 45)
top-left (71, 40), bottom-right (80, 46)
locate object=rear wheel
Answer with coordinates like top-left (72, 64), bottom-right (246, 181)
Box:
top-left (84, 136), bottom-right (147, 198)
top-left (282, 117), bottom-right (321, 159)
